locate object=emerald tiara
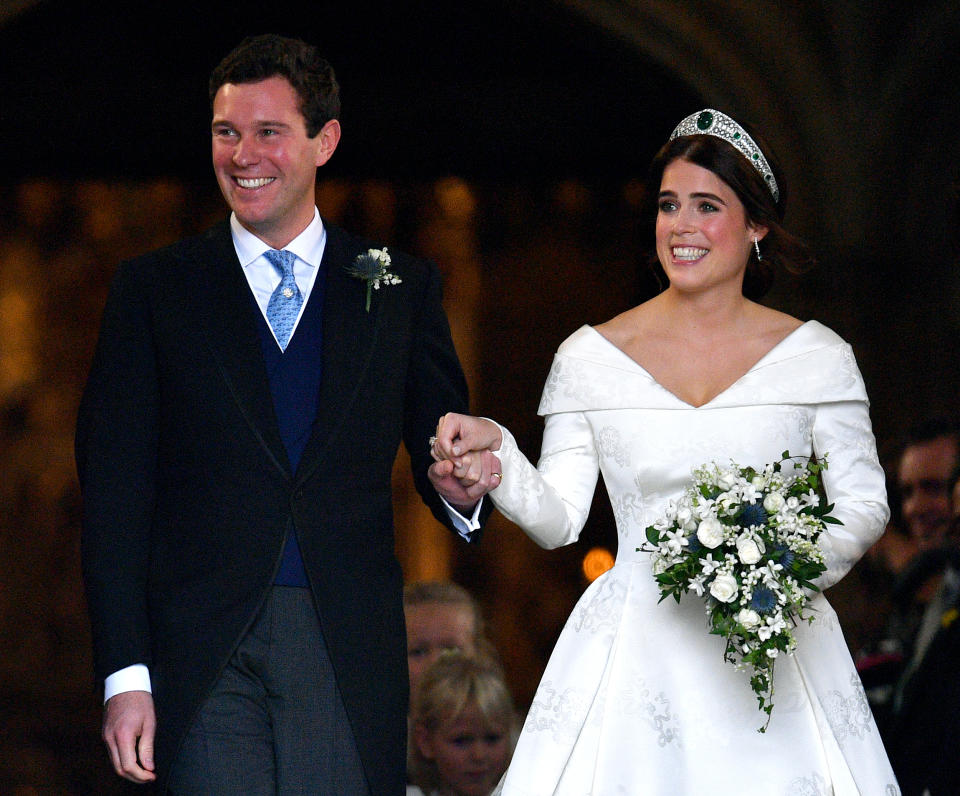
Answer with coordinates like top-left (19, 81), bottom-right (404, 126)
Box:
top-left (669, 109), bottom-right (780, 203)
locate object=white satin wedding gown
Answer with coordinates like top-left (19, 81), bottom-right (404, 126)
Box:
top-left (491, 322), bottom-right (899, 795)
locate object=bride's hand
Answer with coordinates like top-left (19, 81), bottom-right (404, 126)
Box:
top-left (428, 449), bottom-right (503, 511)
top-left (430, 413), bottom-right (503, 461)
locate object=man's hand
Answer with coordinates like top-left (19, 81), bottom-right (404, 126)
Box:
top-left (102, 690), bottom-right (157, 783)
top-left (429, 449), bottom-right (503, 511)
top-left (428, 413), bottom-right (505, 510)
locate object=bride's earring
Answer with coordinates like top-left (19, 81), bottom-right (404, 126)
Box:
top-left (753, 237), bottom-right (762, 262)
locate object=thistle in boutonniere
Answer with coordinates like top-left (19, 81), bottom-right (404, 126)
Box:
top-left (346, 247), bottom-right (402, 312)
top-left (641, 452), bottom-right (839, 731)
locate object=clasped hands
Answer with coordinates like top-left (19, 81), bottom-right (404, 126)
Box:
top-left (427, 413), bottom-right (504, 513)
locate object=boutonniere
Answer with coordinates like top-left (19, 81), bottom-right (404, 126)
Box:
top-left (345, 247), bottom-right (402, 312)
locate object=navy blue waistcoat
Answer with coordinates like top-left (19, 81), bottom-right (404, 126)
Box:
top-left (254, 272), bottom-right (325, 586)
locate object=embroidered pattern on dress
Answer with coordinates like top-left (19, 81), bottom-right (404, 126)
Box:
top-left (596, 426), bottom-right (631, 468)
top-left (786, 772), bottom-right (829, 796)
top-left (610, 480), bottom-right (646, 537)
top-left (571, 577), bottom-right (626, 636)
top-left (503, 441), bottom-right (549, 519)
top-left (620, 678), bottom-right (681, 748)
top-left (821, 672), bottom-right (874, 748)
top-left (522, 681), bottom-right (590, 744)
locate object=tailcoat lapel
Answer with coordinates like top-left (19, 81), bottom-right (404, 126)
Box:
top-left (296, 222), bottom-right (383, 484)
top-left (185, 222), bottom-right (291, 477)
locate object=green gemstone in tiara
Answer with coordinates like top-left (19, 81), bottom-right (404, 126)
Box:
top-left (669, 108), bottom-right (780, 202)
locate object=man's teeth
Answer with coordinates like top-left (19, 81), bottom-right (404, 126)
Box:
top-left (236, 177), bottom-right (275, 188)
top-left (673, 247), bottom-right (708, 260)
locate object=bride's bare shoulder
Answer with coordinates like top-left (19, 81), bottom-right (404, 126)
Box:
top-left (749, 304), bottom-right (805, 340)
top-left (594, 301), bottom-right (663, 347)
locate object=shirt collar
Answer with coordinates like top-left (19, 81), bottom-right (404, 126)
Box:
top-left (230, 208), bottom-right (326, 269)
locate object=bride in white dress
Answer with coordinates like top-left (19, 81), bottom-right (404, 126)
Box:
top-left (430, 110), bottom-right (899, 795)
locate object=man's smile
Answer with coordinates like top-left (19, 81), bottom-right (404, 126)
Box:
top-left (235, 176), bottom-right (276, 189)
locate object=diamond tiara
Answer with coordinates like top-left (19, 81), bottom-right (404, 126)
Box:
top-left (669, 109), bottom-right (780, 202)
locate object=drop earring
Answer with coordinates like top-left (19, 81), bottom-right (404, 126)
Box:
top-left (753, 238), bottom-right (762, 262)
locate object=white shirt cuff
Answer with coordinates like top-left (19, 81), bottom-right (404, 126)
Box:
top-left (104, 664), bottom-right (152, 703)
top-left (441, 495), bottom-right (484, 540)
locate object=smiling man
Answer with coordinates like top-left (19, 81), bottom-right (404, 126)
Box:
top-left (76, 34), bottom-right (490, 794)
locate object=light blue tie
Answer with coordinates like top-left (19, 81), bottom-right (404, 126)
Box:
top-left (264, 249), bottom-right (303, 351)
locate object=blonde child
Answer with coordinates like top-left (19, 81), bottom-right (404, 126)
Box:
top-left (408, 653), bottom-right (514, 796)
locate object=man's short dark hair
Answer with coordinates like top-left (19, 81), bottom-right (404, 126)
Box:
top-left (903, 416), bottom-right (960, 448)
top-left (209, 34), bottom-right (340, 137)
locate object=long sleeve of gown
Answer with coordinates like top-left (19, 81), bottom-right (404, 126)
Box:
top-left (812, 397), bottom-right (889, 589)
top-left (489, 413), bottom-right (599, 549)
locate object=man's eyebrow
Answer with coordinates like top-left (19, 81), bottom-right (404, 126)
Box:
top-left (211, 119), bottom-right (294, 128)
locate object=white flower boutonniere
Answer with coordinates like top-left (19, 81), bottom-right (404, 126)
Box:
top-left (346, 247), bottom-right (402, 312)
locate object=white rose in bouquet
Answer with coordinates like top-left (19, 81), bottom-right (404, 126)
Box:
top-left (709, 572), bottom-right (739, 603)
top-left (696, 517), bottom-right (724, 548)
top-left (736, 608), bottom-right (761, 629)
top-left (736, 537), bottom-right (763, 565)
top-left (718, 469), bottom-right (737, 490)
top-left (763, 491), bottom-right (785, 513)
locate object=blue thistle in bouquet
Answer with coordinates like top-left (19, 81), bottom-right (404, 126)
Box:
top-left (641, 452), bottom-right (840, 731)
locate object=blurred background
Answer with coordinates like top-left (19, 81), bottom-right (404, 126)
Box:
top-left (1, 0), bottom-right (958, 791)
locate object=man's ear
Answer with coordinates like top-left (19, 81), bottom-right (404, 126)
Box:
top-left (314, 119), bottom-right (341, 167)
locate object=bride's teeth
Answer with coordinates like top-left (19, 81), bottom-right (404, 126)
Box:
top-left (673, 247), bottom-right (708, 260)
top-left (237, 177), bottom-right (274, 188)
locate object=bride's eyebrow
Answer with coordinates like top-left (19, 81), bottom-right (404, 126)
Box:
top-left (690, 192), bottom-right (727, 205)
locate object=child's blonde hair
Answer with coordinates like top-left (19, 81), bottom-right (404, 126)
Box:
top-left (409, 652), bottom-right (515, 792)
top-left (403, 580), bottom-right (486, 638)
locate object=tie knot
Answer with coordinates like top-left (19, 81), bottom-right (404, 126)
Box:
top-left (265, 249), bottom-right (297, 277)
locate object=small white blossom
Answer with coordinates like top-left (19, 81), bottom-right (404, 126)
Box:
top-left (699, 554), bottom-right (721, 575)
top-left (717, 493), bottom-right (739, 516)
top-left (664, 527), bottom-right (688, 556)
top-left (676, 506), bottom-right (696, 532)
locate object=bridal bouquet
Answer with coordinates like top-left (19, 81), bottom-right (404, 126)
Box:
top-left (644, 452), bottom-right (839, 730)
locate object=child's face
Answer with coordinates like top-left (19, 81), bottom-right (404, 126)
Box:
top-left (417, 704), bottom-right (511, 796)
top-left (405, 603), bottom-right (477, 695)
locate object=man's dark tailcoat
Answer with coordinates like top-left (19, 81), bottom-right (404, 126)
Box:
top-left (76, 219), bottom-right (478, 793)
